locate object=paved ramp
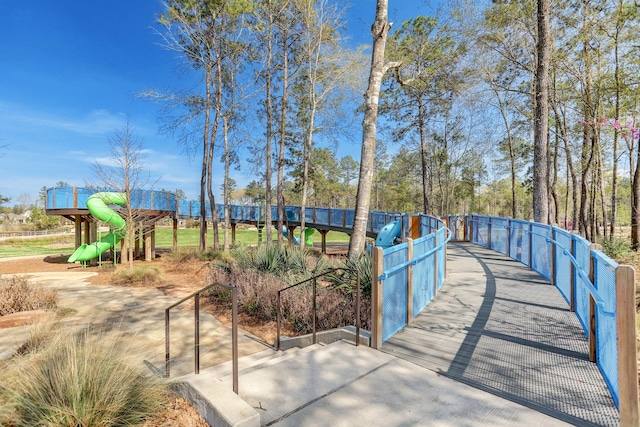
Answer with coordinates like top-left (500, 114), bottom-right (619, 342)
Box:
top-left (382, 242), bottom-right (619, 426)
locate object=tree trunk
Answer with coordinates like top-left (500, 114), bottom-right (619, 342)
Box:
top-left (223, 116), bottom-right (230, 252)
top-left (276, 22), bottom-right (289, 247)
top-left (533, 0), bottom-right (550, 224)
top-left (418, 99), bottom-right (430, 214)
top-left (264, 14), bottom-right (274, 246)
top-left (348, 0), bottom-right (396, 258)
top-left (199, 64), bottom-right (212, 252)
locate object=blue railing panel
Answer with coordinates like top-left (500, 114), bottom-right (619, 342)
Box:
top-left (530, 223), bottom-right (551, 281)
top-left (553, 227), bottom-right (573, 305)
top-left (330, 209), bottom-right (344, 227)
top-left (314, 208), bottom-right (329, 226)
top-left (572, 235), bottom-right (591, 335)
top-left (412, 233), bottom-right (435, 315)
top-left (490, 217), bottom-right (508, 256)
top-left (382, 243), bottom-right (408, 341)
top-left (593, 251), bottom-right (619, 406)
top-left (509, 220), bottom-right (529, 265)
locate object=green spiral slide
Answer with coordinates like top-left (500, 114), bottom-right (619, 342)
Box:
top-left (68, 192), bottom-right (127, 263)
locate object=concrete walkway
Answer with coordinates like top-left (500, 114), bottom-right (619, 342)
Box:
top-left (0, 270), bottom-right (270, 377)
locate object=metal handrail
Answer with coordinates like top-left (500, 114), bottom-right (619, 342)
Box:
top-left (276, 267), bottom-right (360, 351)
top-left (467, 217), bottom-right (612, 314)
top-left (165, 282), bottom-right (238, 394)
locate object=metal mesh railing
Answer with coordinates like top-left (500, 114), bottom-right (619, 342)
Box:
top-left (377, 215), bottom-right (451, 343)
top-left (467, 214), bottom-right (628, 411)
top-left (553, 227), bottom-right (572, 305)
top-left (412, 234), bottom-right (435, 316)
top-left (593, 251), bottom-right (619, 406)
top-left (381, 243), bottom-right (408, 341)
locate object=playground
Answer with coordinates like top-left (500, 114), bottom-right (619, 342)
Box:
top-left (1, 187), bottom-right (636, 426)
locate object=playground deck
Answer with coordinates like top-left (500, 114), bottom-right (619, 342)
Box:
top-left (382, 242), bottom-right (619, 426)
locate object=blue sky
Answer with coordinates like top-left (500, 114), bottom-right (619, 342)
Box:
top-left (1, 1), bottom-right (437, 206)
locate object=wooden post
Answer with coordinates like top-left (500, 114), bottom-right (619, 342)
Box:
top-left (151, 226), bottom-right (156, 260)
top-left (588, 243), bottom-right (601, 362)
top-left (145, 227), bottom-right (152, 261)
top-left (320, 229), bottom-right (328, 254)
top-left (231, 223), bottom-right (236, 246)
top-left (616, 265), bottom-right (639, 427)
top-left (89, 222), bottom-right (97, 266)
top-left (84, 219), bottom-right (90, 247)
top-left (135, 227), bottom-right (141, 260)
top-left (371, 246), bottom-right (384, 349)
top-left (121, 237), bottom-right (128, 264)
top-left (405, 238), bottom-right (413, 322)
top-left (173, 218), bottom-right (178, 252)
top-left (74, 216), bottom-right (82, 249)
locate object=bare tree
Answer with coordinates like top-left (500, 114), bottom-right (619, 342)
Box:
top-left (91, 119), bottom-right (151, 269)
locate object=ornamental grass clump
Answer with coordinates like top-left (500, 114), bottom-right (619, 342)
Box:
top-left (0, 275), bottom-right (58, 316)
top-left (113, 265), bottom-right (164, 284)
top-left (0, 328), bottom-right (168, 427)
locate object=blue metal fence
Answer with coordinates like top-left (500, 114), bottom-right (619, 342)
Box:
top-left (381, 244), bottom-right (409, 341)
top-left (468, 214), bottom-right (627, 409)
top-left (376, 215), bottom-right (451, 343)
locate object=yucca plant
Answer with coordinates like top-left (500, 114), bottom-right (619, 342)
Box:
top-left (327, 252), bottom-right (373, 296)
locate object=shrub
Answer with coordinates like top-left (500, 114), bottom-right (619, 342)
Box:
top-left (0, 276), bottom-right (58, 316)
top-left (113, 266), bottom-right (163, 284)
top-left (168, 247), bottom-right (231, 263)
top-left (327, 252), bottom-right (373, 296)
top-left (232, 244), bottom-right (330, 283)
top-left (0, 328), bottom-right (168, 427)
top-left (600, 238), bottom-right (632, 260)
top-left (207, 260), bottom-right (371, 335)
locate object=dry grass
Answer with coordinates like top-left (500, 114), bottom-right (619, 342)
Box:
top-left (0, 276), bottom-right (58, 316)
top-left (111, 266), bottom-right (164, 285)
top-left (0, 327), bottom-right (168, 427)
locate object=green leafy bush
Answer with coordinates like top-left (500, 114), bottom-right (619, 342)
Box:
top-left (0, 329), bottom-right (168, 426)
top-left (600, 238), bottom-right (632, 260)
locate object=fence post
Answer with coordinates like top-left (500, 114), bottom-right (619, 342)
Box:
top-left (506, 218), bottom-right (511, 258)
top-left (616, 265), bottom-right (639, 427)
top-left (371, 246), bottom-right (384, 349)
top-left (487, 217), bottom-right (492, 249)
top-left (528, 222), bottom-right (533, 268)
top-left (434, 229), bottom-right (439, 298)
top-left (588, 243), bottom-right (601, 363)
top-left (550, 227), bottom-right (556, 287)
top-left (570, 232), bottom-right (578, 312)
top-left (405, 238), bottom-right (413, 322)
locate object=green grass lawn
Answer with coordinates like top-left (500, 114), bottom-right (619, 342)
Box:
top-left (0, 227), bottom-right (351, 258)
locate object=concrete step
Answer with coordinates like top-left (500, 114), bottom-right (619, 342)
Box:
top-left (220, 340), bottom-right (395, 426)
top-left (216, 344), bottom-right (324, 383)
